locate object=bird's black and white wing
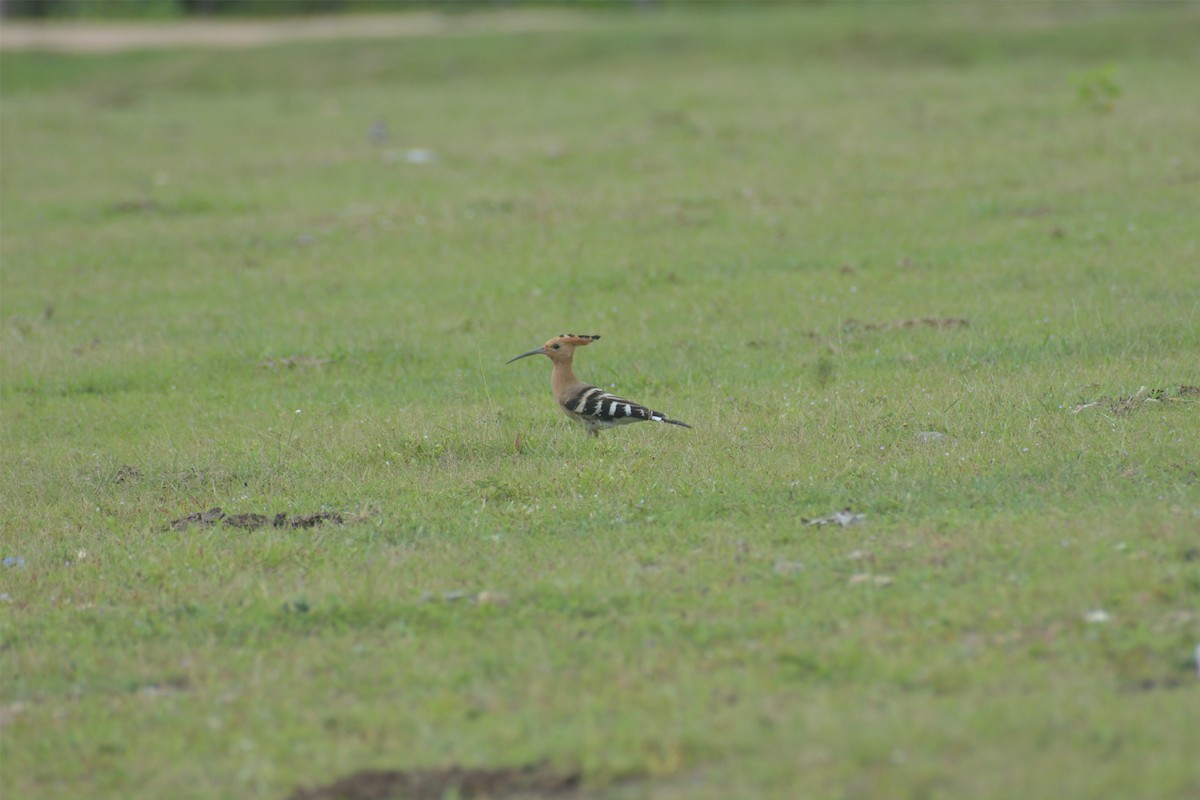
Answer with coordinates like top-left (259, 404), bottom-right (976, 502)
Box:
top-left (562, 385), bottom-right (691, 429)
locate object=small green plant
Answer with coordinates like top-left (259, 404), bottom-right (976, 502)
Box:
top-left (1074, 65), bottom-right (1121, 113)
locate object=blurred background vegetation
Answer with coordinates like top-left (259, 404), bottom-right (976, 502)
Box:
top-left (4, 0), bottom-right (666, 19)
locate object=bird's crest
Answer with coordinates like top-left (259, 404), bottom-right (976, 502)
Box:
top-left (555, 333), bottom-right (600, 346)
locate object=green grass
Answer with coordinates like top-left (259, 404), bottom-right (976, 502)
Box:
top-left (2, 3), bottom-right (1199, 799)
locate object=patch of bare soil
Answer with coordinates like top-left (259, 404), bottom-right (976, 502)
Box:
top-left (1071, 385), bottom-right (1199, 415)
top-left (287, 763), bottom-right (581, 800)
top-left (0, 703), bottom-right (29, 729)
top-left (168, 507), bottom-right (342, 531)
top-left (842, 317), bottom-right (970, 333)
top-left (0, 10), bottom-right (582, 54)
top-left (114, 464), bottom-right (142, 483)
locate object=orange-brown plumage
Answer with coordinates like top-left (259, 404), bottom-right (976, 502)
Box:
top-left (507, 334), bottom-right (690, 437)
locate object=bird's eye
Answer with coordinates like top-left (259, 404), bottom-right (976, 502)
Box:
top-left (551, 344), bottom-right (560, 350)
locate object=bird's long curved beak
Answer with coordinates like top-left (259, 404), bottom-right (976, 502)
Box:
top-left (506, 347), bottom-right (546, 364)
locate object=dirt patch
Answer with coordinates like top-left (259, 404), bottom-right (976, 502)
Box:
top-left (114, 464), bottom-right (142, 483)
top-left (0, 10), bottom-right (583, 54)
top-left (843, 317), bottom-right (969, 333)
top-left (287, 763), bottom-right (581, 800)
top-left (168, 507), bottom-right (343, 532)
top-left (1071, 385), bottom-right (1199, 415)
top-left (0, 703), bottom-right (28, 729)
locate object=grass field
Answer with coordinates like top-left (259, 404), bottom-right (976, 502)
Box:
top-left (2, 3), bottom-right (1199, 799)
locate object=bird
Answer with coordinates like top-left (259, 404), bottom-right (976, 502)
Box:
top-left (507, 333), bottom-right (691, 437)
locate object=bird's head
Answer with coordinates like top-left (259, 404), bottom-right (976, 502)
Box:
top-left (506, 333), bottom-right (600, 365)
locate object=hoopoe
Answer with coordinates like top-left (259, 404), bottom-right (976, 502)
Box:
top-left (507, 334), bottom-right (691, 437)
